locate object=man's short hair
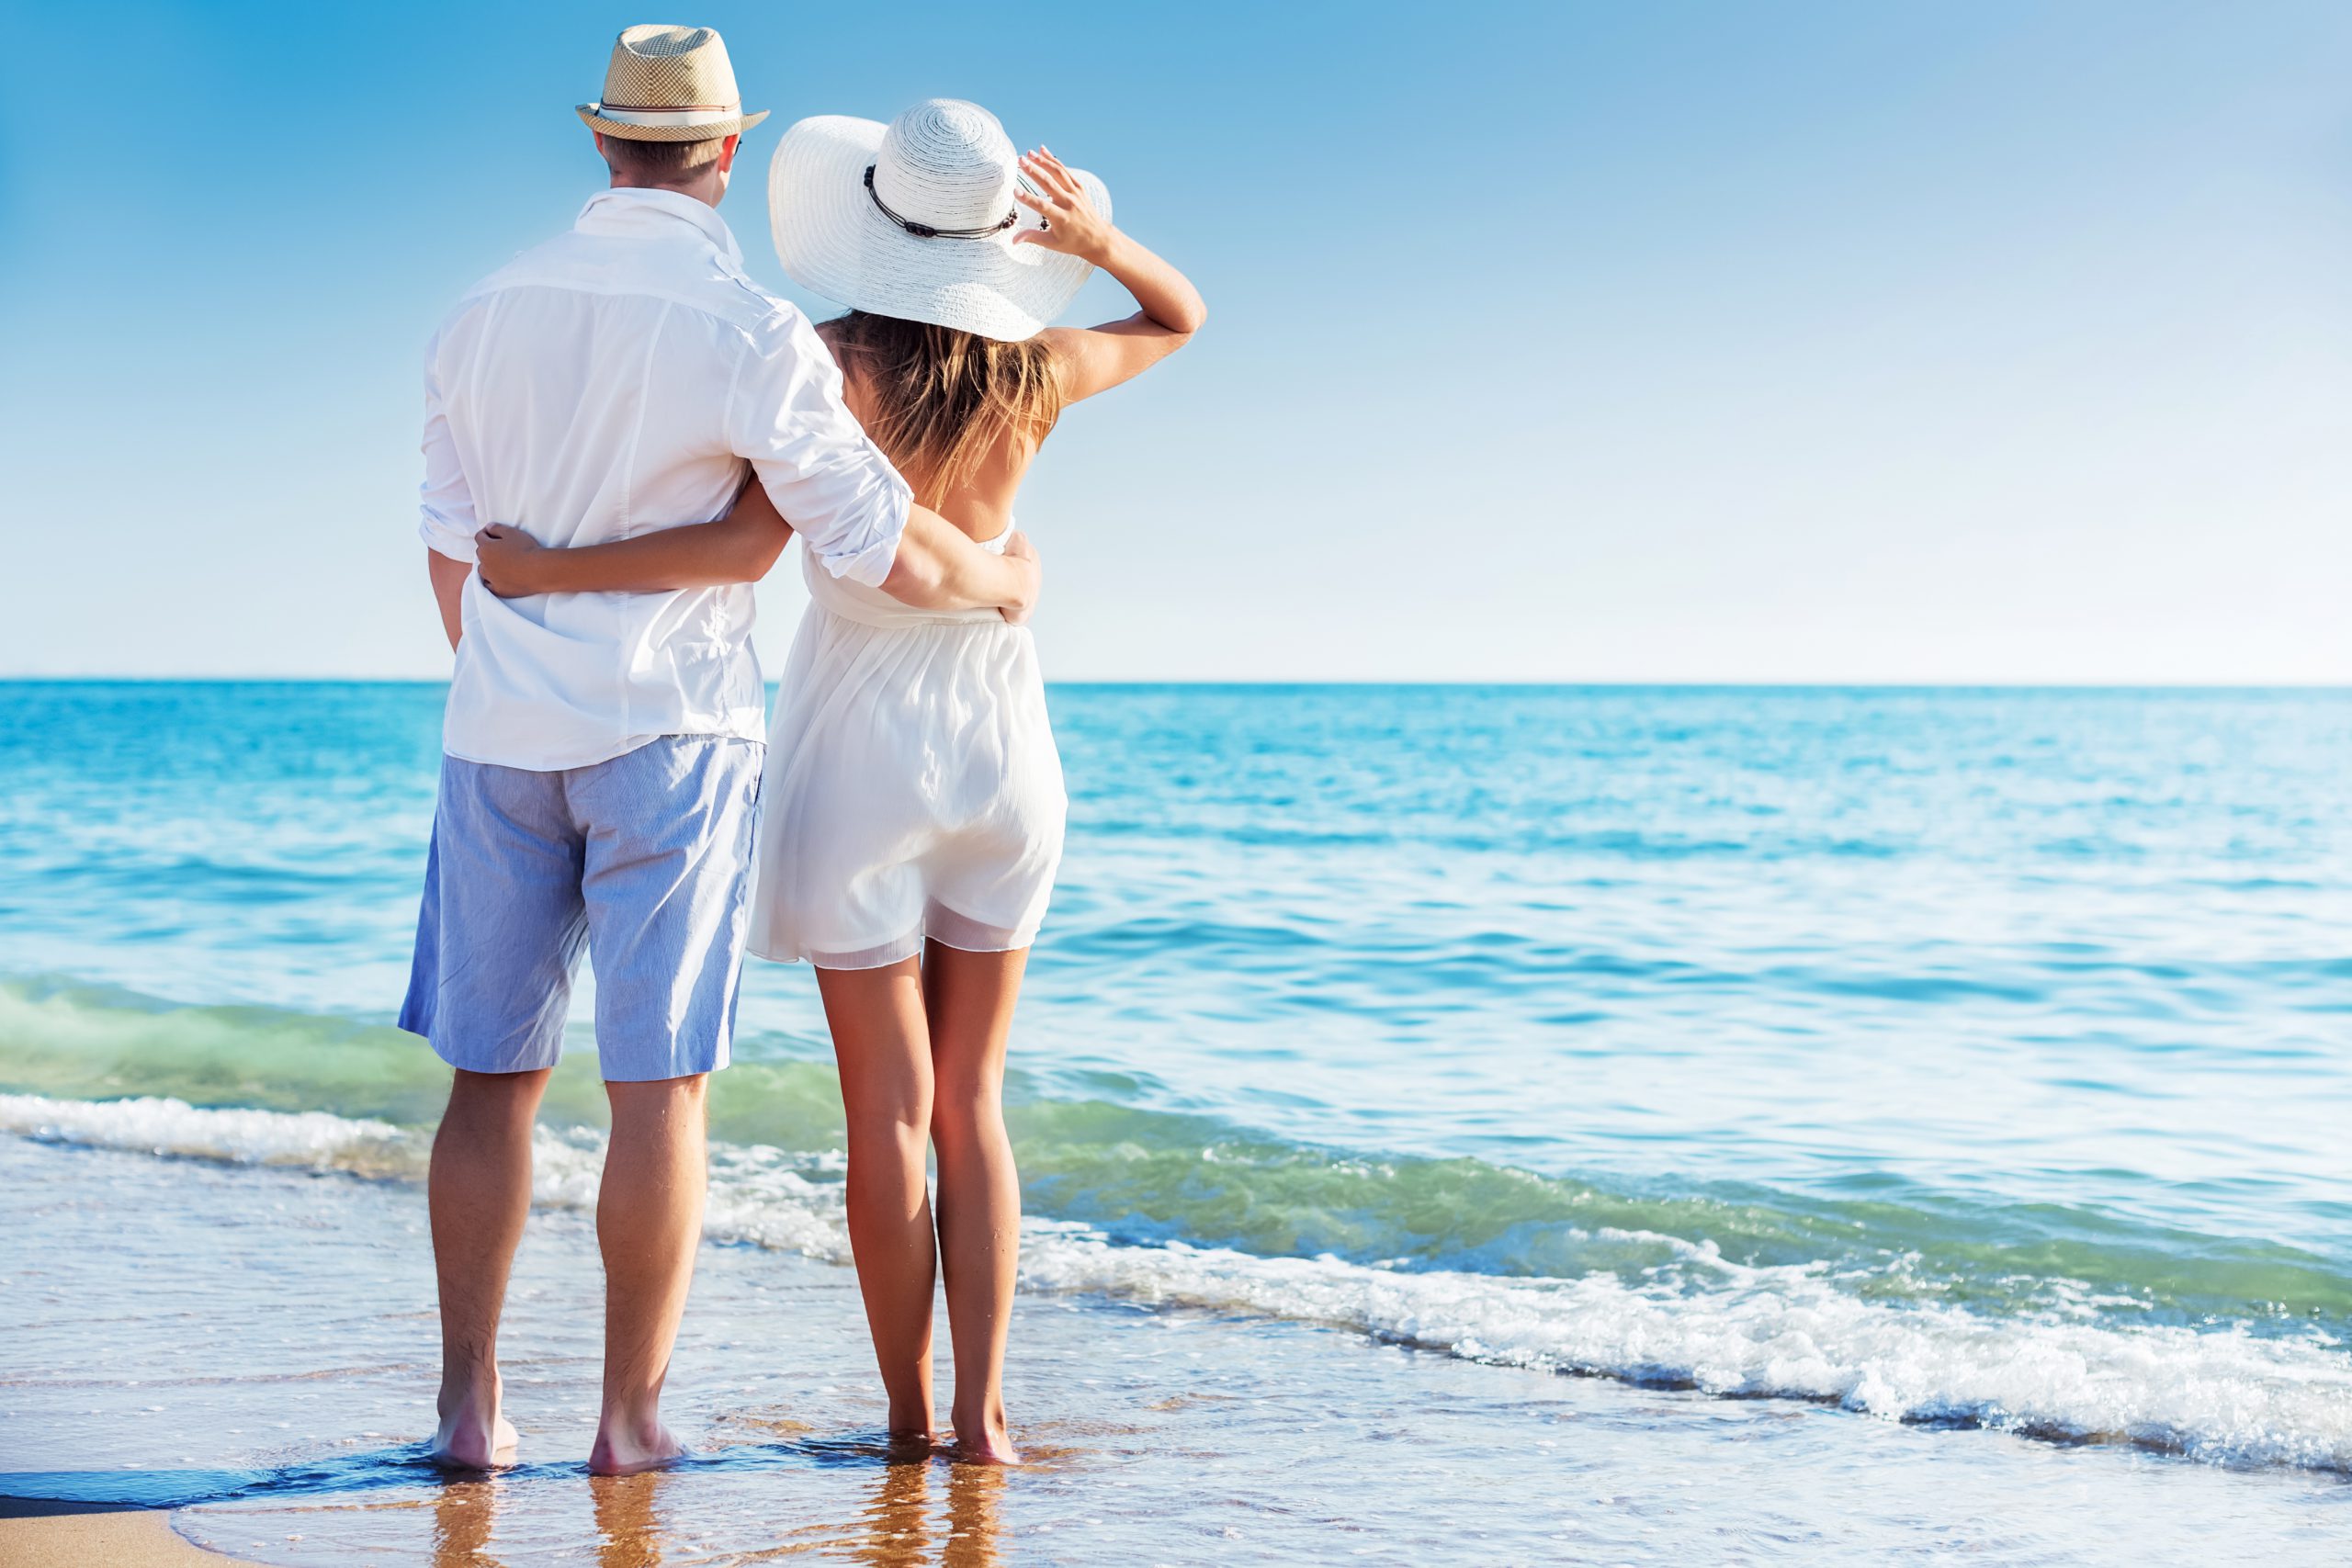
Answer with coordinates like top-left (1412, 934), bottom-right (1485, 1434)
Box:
top-left (600, 133), bottom-right (727, 185)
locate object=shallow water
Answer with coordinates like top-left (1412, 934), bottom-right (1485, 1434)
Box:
top-left (2, 682), bottom-right (2351, 1558)
top-left (6, 1139), bottom-right (2346, 1565)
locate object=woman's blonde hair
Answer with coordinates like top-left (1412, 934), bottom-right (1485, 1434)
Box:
top-left (825, 310), bottom-right (1063, 507)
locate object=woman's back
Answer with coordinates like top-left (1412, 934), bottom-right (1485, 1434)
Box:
top-left (818, 315), bottom-right (1049, 547)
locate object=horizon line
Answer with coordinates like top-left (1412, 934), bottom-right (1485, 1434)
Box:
top-left (6, 676), bottom-right (2351, 694)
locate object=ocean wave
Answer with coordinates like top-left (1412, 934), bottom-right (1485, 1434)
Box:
top-left (6, 978), bottom-right (2350, 1328)
top-left (1013, 1227), bottom-right (2352, 1474)
top-left (6, 1092), bottom-right (2349, 1476)
top-left (0, 1092), bottom-right (411, 1171)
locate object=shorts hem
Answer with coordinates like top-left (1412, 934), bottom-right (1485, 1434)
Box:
top-left (426, 1036), bottom-right (565, 1077)
top-left (597, 1046), bottom-right (732, 1083)
top-left (759, 900), bottom-right (1041, 971)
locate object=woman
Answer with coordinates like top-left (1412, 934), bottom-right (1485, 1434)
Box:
top-left (478, 99), bottom-right (1204, 1462)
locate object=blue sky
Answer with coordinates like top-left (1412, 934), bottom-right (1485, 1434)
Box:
top-left (5, 0), bottom-right (2349, 682)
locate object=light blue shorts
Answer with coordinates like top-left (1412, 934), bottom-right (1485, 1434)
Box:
top-left (398, 736), bottom-right (763, 1082)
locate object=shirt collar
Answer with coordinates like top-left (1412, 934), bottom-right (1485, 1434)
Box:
top-left (574, 186), bottom-right (744, 266)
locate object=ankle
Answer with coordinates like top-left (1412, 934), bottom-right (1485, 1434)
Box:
top-left (952, 1397), bottom-right (1006, 1437)
top-left (598, 1391), bottom-right (668, 1440)
top-left (437, 1369), bottom-right (502, 1421)
top-left (886, 1396), bottom-right (937, 1438)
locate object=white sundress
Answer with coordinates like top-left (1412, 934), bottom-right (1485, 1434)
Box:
top-left (746, 526), bottom-right (1068, 969)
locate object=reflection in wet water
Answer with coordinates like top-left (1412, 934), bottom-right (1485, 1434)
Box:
top-left (429, 1468), bottom-right (757, 1567)
top-left (431, 1476), bottom-right (494, 1566)
top-left (399, 1448), bottom-right (1011, 1567)
top-left (592, 1471), bottom-right (666, 1568)
top-left (827, 1452), bottom-right (1005, 1568)
top-left (939, 1462), bottom-right (1004, 1568)
top-left (854, 1456), bottom-right (929, 1568)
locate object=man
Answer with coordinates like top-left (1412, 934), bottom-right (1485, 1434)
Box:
top-left (399, 24), bottom-right (1039, 1475)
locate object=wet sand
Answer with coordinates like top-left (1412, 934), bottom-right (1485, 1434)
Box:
top-left (0, 1496), bottom-right (256, 1566)
top-left (4, 1135), bottom-right (2347, 1563)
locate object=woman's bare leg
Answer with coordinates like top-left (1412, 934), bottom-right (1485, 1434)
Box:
top-left (816, 959), bottom-right (941, 1439)
top-left (922, 941), bottom-right (1029, 1463)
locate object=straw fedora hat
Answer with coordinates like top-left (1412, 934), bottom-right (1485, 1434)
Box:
top-left (768, 98), bottom-right (1110, 343)
top-left (577, 24), bottom-right (768, 142)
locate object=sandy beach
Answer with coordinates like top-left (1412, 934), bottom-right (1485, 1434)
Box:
top-left (0, 1496), bottom-right (256, 1566)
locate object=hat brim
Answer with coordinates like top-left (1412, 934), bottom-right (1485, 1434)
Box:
top-left (767, 114), bottom-right (1110, 343)
top-left (578, 105), bottom-right (769, 141)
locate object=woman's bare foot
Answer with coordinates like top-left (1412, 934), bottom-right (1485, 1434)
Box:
top-left (429, 1387), bottom-right (518, 1471)
top-left (887, 1398), bottom-right (938, 1449)
top-left (949, 1407), bottom-right (1021, 1465)
top-left (588, 1413), bottom-right (689, 1476)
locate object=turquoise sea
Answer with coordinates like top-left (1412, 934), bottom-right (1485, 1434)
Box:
top-left (3, 681), bottom-right (2349, 1562)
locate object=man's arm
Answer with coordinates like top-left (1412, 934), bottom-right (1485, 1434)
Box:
top-left (472, 309), bottom-right (1041, 617)
top-left (473, 481), bottom-right (1036, 620)
top-left (882, 509), bottom-right (1041, 622)
top-left (740, 310), bottom-right (1039, 617)
top-left (418, 329), bottom-right (481, 650)
top-left (428, 550), bottom-right (470, 649)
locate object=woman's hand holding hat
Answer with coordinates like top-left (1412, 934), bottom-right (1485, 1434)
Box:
top-left (1015, 150), bottom-right (1114, 265)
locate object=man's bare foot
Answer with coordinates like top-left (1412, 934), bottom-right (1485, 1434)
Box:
top-left (589, 1412), bottom-right (689, 1476)
top-left (430, 1393), bottom-right (518, 1471)
top-left (949, 1410), bottom-right (1021, 1465)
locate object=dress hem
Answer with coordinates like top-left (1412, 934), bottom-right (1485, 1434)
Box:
top-left (747, 903), bottom-right (1043, 971)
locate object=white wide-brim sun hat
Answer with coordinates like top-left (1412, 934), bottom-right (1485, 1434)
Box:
top-left (768, 98), bottom-right (1111, 343)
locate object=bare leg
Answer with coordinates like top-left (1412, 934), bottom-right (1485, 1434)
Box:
top-left (589, 1073), bottom-right (709, 1475)
top-left (816, 960), bottom-right (940, 1440)
top-left (923, 942), bottom-right (1029, 1464)
top-left (428, 1066), bottom-right (552, 1468)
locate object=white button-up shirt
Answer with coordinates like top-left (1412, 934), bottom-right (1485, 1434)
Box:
top-left (419, 187), bottom-right (911, 771)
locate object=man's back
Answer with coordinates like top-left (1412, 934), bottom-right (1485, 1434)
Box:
top-left (420, 186), bottom-right (910, 771)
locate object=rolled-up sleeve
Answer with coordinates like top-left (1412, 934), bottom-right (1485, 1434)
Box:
top-left (729, 310), bottom-right (912, 587)
top-left (417, 331), bottom-right (480, 564)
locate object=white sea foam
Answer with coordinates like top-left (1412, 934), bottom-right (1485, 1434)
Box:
top-left (8, 1096), bottom-right (2349, 1474)
top-left (1012, 1225), bottom-right (2352, 1472)
top-left (0, 1092), bottom-right (412, 1168)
